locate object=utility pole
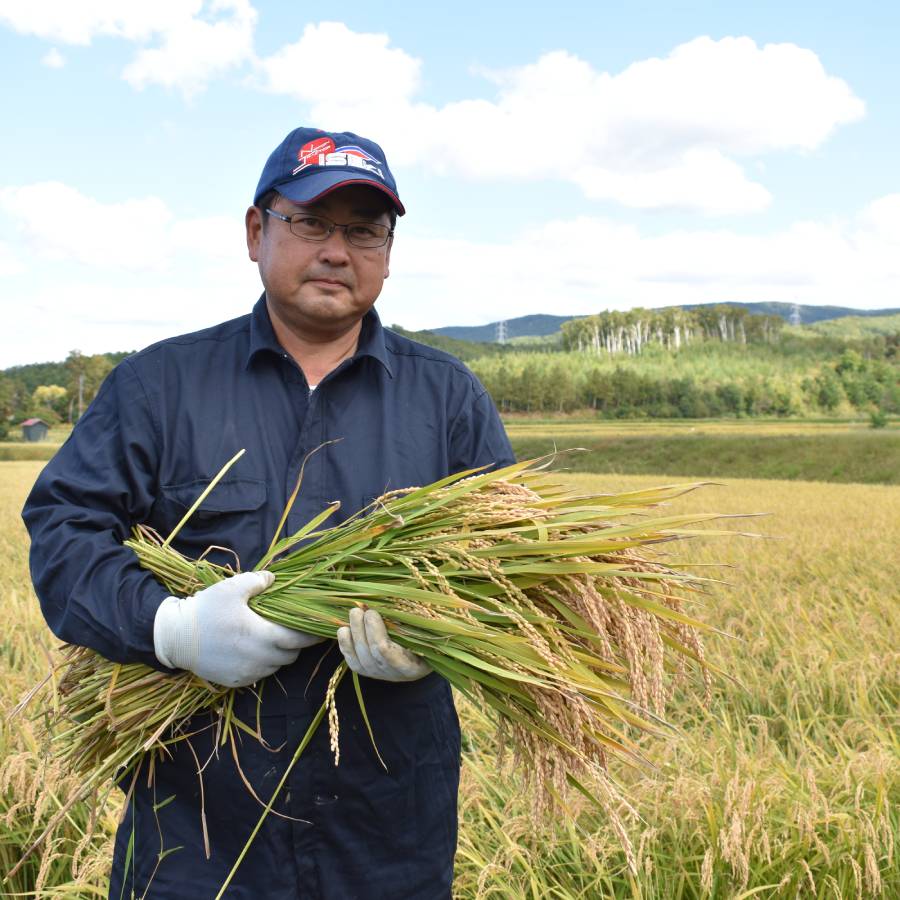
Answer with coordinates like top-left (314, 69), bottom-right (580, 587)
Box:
top-left (495, 320), bottom-right (508, 344)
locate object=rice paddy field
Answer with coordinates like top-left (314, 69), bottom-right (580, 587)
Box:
top-left (1, 457), bottom-right (898, 897)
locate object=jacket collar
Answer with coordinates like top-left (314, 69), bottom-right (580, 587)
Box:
top-left (245, 294), bottom-right (393, 378)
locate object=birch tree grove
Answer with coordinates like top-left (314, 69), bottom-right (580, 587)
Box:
top-left (560, 306), bottom-right (783, 355)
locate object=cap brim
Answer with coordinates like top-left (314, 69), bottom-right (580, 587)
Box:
top-left (274, 169), bottom-right (405, 216)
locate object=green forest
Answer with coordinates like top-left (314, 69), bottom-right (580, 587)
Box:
top-left (2, 306), bottom-right (899, 439)
top-left (401, 307), bottom-right (900, 421)
top-left (0, 350), bottom-right (130, 439)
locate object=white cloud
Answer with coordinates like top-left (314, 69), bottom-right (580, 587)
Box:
top-left (1, 186), bottom-right (897, 366)
top-left (40, 47), bottom-right (65, 68)
top-left (0, 182), bottom-right (248, 270)
top-left (0, 184), bottom-right (260, 365)
top-left (0, 182), bottom-right (174, 268)
top-left (0, 0), bottom-right (256, 96)
top-left (0, 0), bottom-right (198, 44)
top-left (1, 277), bottom-right (259, 365)
top-left (857, 193), bottom-right (900, 242)
top-left (0, 241), bottom-right (25, 276)
top-left (259, 30), bottom-right (864, 215)
top-left (573, 148), bottom-right (771, 214)
top-left (382, 195), bottom-right (900, 330)
top-left (257, 21), bottom-right (421, 108)
top-left (123, 0), bottom-right (257, 97)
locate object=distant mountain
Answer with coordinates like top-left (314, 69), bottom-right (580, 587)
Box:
top-left (433, 314), bottom-right (575, 343)
top-left (432, 303), bottom-right (900, 343)
top-left (680, 302), bottom-right (900, 325)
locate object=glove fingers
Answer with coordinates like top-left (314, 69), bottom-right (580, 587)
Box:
top-left (228, 570), bottom-right (275, 601)
top-left (348, 607), bottom-right (380, 673)
top-left (364, 609), bottom-right (402, 670)
top-left (337, 625), bottom-right (362, 673)
top-left (365, 611), bottom-right (425, 678)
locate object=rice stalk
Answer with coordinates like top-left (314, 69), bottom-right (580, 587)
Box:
top-left (9, 454), bottom-right (746, 880)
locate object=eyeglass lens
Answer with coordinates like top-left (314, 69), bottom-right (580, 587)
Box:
top-left (290, 215), bottom-right (390, 248)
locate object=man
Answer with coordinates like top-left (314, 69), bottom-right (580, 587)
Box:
top-left (23, 127), bottom-right (515, 899)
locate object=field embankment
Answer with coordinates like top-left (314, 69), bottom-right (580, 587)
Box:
top-left (505, 422), bottom-right (900, 484)
top-left (1, 462), bottom-right (897, 896)
top-left (0, 443), bottom-right (58, 461)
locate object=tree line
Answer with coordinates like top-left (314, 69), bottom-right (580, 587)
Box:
top-left (560, 305), bottom-right (784, 355)
top-left (0, 350), bottom-right (130, 439)
top-left (471, 342), bottom-right (899, 418)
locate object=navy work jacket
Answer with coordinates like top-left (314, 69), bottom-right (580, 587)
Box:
top-left (23, 296), bottom-right (515, 899)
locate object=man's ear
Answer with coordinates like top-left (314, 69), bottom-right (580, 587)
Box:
top-left (246, 206), bottom-right (262, 261)
top-left (383, 236), bottom-right (392, 279)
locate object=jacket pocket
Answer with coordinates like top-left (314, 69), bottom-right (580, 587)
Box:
top-left (154, 477), bottom-right (268, 568)
top-left (159, 477), bottom-right (267, 518)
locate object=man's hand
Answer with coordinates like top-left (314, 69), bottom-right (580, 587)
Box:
top-left (153, 571), bottom-right (324, 687)
top-left (337, 607), bottom-right (432, 682)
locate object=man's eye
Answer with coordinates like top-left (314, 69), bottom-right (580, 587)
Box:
top-left (295, 216), bottom-right (324, 228)
top-left (350, 225), bottom-right (379, 238)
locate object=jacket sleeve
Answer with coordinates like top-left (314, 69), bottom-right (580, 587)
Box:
top-left (449, 381), bottom-right (516, 474)
top-left (22, 359), bottom-right (170, 669)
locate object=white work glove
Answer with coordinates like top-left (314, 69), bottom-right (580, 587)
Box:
top-left (336, 607), bottom-right (432, 682)
top-left (153, 571), bottom-right (324, 688)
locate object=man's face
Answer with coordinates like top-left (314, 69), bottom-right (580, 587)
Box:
top-left (246, 184), bottom-right (393, 339)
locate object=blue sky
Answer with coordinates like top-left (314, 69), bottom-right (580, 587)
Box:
top-left (1, 1), bottom-right (898, 366)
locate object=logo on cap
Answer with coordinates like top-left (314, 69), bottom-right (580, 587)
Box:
top-left (292, 139), bottom-right (384, 179)
top-left (297, 136), bottom-right (335, 167)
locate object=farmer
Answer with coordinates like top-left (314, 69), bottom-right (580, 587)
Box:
top-left (23, 126), bottom-right (515, 899)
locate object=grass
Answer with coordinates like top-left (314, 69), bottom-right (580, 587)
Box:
top-left (508, 431), bottom-right (900, 484)
top-left (1, 461), bottom-right (898, 897)
top-left (502, 416), bottom-right (898, 434)
top-left (0, 426), bottom-right (72, 460)
top-left (0, 445), bottom-right (59, 462)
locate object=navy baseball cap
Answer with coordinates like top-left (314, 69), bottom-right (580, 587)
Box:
top-left (253, 127), bottom-right (405, 215)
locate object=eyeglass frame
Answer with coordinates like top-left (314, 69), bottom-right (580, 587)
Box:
top-left (264, 208), bottom-right (394, 248)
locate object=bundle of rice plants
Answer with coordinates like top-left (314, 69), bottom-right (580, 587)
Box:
top-left (10, 452), bottom-right (743, 887)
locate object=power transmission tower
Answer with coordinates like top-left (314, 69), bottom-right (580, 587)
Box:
top-left (789, 303), bottom-right (802, 327)
top-left (495, 320), bottom-right (508, 344)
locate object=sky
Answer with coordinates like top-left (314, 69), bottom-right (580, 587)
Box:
top-left (0, 0), bottom-right (898, 366)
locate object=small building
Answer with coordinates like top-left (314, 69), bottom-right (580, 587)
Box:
top-left (20, 418), bottom-right (50, 442)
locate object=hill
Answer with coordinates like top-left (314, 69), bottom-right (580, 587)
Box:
top-left (433, 303), bottom-right (900, 343)
top-left (386, 326), bottom-right (507, 362)
top-left (804, 312), bottom-right (900, 339)
top-left (682, 301), bottom-right (900, 325)
top-left (433, 314), bottom-right (573, 343)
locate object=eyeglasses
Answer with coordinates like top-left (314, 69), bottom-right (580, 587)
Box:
top-left (265, 209), bottom-right (394, 248)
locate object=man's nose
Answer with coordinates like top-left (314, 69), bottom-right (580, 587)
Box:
top-left (315, 227), bottom-right (352, 262)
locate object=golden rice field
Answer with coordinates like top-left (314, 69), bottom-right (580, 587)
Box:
top-left (1, 460), bottom-right (898, 898)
